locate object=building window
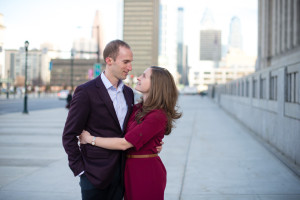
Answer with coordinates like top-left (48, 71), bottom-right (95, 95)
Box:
top-left (286, 72), bottom-right (298, 103)
top-left (252, 79), bottom-right (257, 98)
top-left (246, 80), bottom-right (249, 97)
top-left (226, 84), bottom-right (230, 94)
top-left (270, 75), bottom-right (278, 100)
top-left (241, 81), bottom-right (245, 96)
top-left (260, 77), bottom-right (266, 99)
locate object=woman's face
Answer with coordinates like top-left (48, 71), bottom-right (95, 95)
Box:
top-left (135, 68), bottom-right (152, 95)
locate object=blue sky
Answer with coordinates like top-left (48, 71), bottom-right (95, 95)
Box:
top-left (1, 0), bottom-right (257, 56)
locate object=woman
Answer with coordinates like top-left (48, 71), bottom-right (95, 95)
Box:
top-left (79, 66), bottom-right (181, 200)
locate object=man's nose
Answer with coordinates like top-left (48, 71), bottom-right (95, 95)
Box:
top-left (127, 63), bottom-right (132, 71)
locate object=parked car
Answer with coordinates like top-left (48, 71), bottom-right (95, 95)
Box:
top-left (57, 90), bottom-right (69, 100)
top-left (181, 86), bottom-right (198, 95)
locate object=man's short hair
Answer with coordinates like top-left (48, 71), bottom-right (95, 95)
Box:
top-left (103, 40), bottom-right (131, 63)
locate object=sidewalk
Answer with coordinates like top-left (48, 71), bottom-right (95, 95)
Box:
top-left (0, 92), bottom-right (57, 100)
top-left (0, 96), bottom-right (300, 200)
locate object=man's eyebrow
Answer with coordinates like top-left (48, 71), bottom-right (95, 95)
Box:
top-left (123, 59), bottom-right (133, 62)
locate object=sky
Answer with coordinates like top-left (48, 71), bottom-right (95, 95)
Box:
top-left (0, 0), bottom-right (257, 56)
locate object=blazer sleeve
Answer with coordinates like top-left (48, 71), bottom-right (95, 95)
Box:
top-left (62, 85), bottom-right (90, 176)
top-left (125, 110), bottom-right (167, 151)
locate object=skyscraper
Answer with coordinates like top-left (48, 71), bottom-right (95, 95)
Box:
top-left (92, 10), bottom-right (105, 61)
top-left (0, 13), bottom-right (5, 78)
top-left (123, 0), bottom-right (159, 76)
top-left (228, 16), bottom-right (243, 50)
top-left (200, 30), bottom-right (221, 61)
top-left (199, 9), bottom-right (221, 62)
top-left (177, 7), bottom-right (188, 85)
top-left (158, 0), bottom-right (178, 83)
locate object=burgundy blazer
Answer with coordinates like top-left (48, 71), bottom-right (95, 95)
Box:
top-left (62, 75), bottom-right (134, 189)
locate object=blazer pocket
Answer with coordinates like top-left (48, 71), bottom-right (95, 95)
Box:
top-left (83, 145), bottom-right (109, 159)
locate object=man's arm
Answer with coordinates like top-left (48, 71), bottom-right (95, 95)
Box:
top-left (62, 86), bottom-right (90, 176)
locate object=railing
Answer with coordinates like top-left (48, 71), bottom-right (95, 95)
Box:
top-left (208, 61), bottom-right (300, 174)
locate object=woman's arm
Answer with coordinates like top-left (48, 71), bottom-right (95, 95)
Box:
top-left (79, 130), bottom-right (133, 151)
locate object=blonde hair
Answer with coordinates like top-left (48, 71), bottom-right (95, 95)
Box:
top-left (136, 66), bottom-right (182, 135)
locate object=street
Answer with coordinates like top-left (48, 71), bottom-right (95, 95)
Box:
top-left (0, 94), bottom-right (66, 115)
top-left (0, 95), bottom-right (300, 200)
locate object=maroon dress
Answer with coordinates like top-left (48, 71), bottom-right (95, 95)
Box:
top-left (124, 104), bottom-right (167, 200)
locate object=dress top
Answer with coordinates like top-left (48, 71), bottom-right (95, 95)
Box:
top-left (125, 103), bottom-right (167, 154)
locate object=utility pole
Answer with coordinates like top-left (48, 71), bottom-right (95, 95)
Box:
top-left (6, 69), bottom-right (9, 99)
top-left (23, 41), bottom-right (29, 114)
top-left (96, 25), bottom-right (100, 64)
top-left (71, 48), bottom-right (75, 92)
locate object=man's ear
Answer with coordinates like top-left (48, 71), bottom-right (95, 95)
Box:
top-left (105, 57), bottom-right (112, 64)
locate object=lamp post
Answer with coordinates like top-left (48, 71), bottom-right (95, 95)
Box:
top-left (95, 25), bottom-right (100, 64)
top-left (23, 41), bottom-right (29, 114)
top-left (6, 70), bottom-right (10, 99)
top-left (70, 48), bottom-right (75, 92)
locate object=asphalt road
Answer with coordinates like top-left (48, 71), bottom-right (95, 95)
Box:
top-left (0, 96), bottom-right (66, 115)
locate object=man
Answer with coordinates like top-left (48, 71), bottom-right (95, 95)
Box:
top-left (62, 40), bottom-right (134, 200)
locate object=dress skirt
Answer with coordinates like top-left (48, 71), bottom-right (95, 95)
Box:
top-left (124, 156), bottom-right (166, 200)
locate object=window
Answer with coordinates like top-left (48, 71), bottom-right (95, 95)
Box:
top-left (246, 80), bottom-right (249, 97)
top-left (260, 77), bottom-right (266, 99)
top-left (286, 72), bottom-right (298, 103)
top-left (241, 81), bottom-right (245, 96)
top-left (270, 75), bottom-right (278, 100)
top-left (252, 78), bottom-right (257, 98)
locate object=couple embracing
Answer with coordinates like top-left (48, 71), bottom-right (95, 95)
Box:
top-left (62, 40), bottom-right (181, 200)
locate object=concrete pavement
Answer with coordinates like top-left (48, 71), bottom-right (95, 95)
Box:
top-left (0, 95), bottom-right (300, 200)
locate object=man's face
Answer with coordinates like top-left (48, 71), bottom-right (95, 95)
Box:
top-left (108, 46), bottom-right (133, 81)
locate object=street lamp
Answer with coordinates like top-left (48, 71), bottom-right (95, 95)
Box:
top-left (6, 70), bottom-right (10, 99)
top-left (70, 48), bottom-right (75, 92)
top-left (23, 41), bottom-right (29, 114)
top-left (95, 25), bottom-right (100, 64)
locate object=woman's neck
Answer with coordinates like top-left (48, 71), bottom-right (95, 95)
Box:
top-left (142, 94), bottom-right (148, 102)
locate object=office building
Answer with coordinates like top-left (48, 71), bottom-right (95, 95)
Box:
top-left (5, 49), bottom-right (43, 87)
top-left (176, 7), bottom-right (189, 85)
top-left (92, 10), bottom-right (105, 61)
top-left (228, 16), bottom-right (243, 50)
top-left (123, 0), bottom-right (159, 76)
top-left (50, 58), bottom-right (105, 90)
top-left (0, 13), bottom-right (5, 81)
top-left (158, 0), bottom-right (178, 83)
top-left (199, 9), bottom-right (222, 62)
top-left (200, 30), bottom-right (221, 61)
top-left (72, 37), bottom-right (97, 60)
top-left (189, 48), bottom-right (255, 92)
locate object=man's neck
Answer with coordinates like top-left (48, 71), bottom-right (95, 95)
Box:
top-left (104, 71), bottom-right (119, 89)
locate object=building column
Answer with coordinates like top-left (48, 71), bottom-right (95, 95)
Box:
top-left (271, 0), bottom-right (277, 56)
top-left (293, 0), bottom-right (299, 47)
top-left (281, 0), bottom-right (286, 52)
top-left (286, 0), bottom-right (293, 50)
top-left (276, 0), bottom-right (281, 54)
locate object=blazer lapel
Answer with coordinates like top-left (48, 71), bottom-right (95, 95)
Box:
top-left (122, 86), bottom-right (134, 132)
top-left (95, 76), bottom-right (121, 130)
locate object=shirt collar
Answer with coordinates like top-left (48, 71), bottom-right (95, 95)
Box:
top-left (101, 72), bottom-right (124, 91)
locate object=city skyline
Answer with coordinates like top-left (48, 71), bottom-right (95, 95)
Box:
top-left (0, 0), bottom-right (257, 56)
